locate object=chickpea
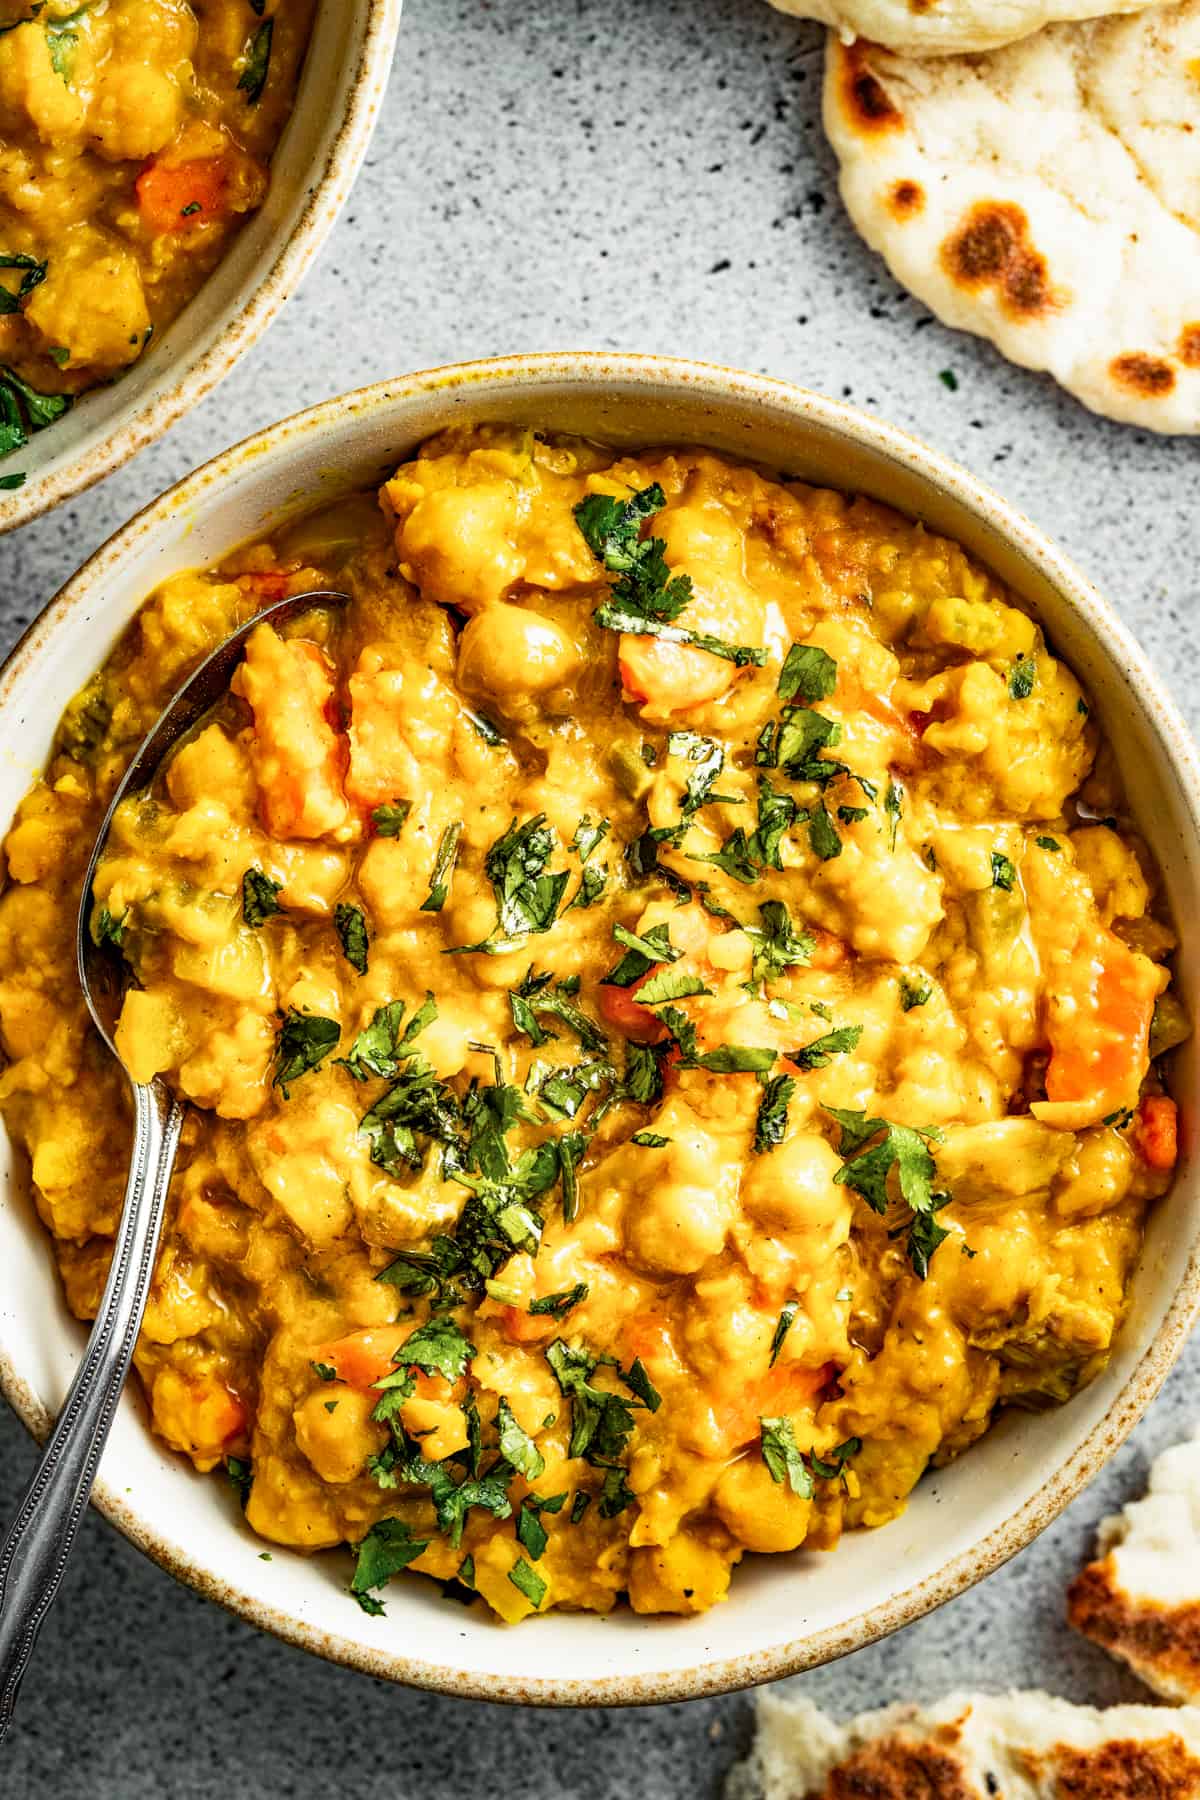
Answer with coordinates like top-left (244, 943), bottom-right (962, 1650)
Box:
top-left (293, 1387), bottom-right (383, 1486)
top-left (739, 1131), bottom-right (851, 1255)
top-left (624, 1180), bottom-right (730, 1276)
top-left (715, 1454), bottom-right (813, 1552)
top-left (457, 604), bottom-right (580, 703)
top-left (396, 484), bottom-right (522, 611)
top-left (627, 1530), bottom-right (738, 1615)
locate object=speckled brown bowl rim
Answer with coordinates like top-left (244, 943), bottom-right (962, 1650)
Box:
top-left (2, 351), bottom-right (1199, 1707)
top-left (0, 0), bottom-right (404, 535)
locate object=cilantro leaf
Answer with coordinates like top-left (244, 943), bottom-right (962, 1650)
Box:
top-left (884, 778), bottom-right (903, 851)
top-left (631, 1130), bottom-right (670, 1148)
top-left (371, 800), bottom-right (411, 837)
top-left (757, 706), bottom-right (845, 784)
top-left (273, 1010), bottom-right (339, 1096)
top-left (237, 16), bottom-right (273, 102)
top-left (778, 644), bottom-right (837, 704)
top-left (528, 1282), bottom-right (588, 1319)
top-left (1008, 655), bottom-right (1036, 700)
top-left (351, 1518), bottom-right (430, 1614)
top-left (421, 821), bottom-right (463, 913)
top-left (226, 1455), bottom-right (252, 1509)
top-left (899, 975), bottom-right (932, 1011)
top-left (792, 1024), bottom-right (862, 1070)
top-left (546, 1339), bottom-right (638, 1463)
top-left (242, 867), bottom-right (281, 927)
top-left (753, 1071), bottom-right (795, 1154)
top-left (339, 994), bottom-right (437, 1082)
top-left (575, 483), bottom-right (765, 667)
top-left (808, 802), bottom-right (842, 862)
top-left (768, 1300), bottom-right (799, 1367)
top-left (603, 921), bottom-right (679, 987)
top-left (507, 1557), bottom-right (547, 1609)
top-left (744, 899), bottom-right (814, 984)
top-left (1036, 835), bottom-right (1061, 853)
top-left (453, 815), bottom-right (569, 951)
top-left (807, 1436), bottom-right (862, 1482)
top-left (570, 814), bottom-right (610, 862)
top-left (991, 851), bottom-right (1017, 891)
top-left (760, 1416), bottom-right (814, 1499)
top-left (633, 966), bottom-right (711, 1006)
top-left (508, 967), bottom-right (608, 1053)
top-left (824, 1106), bottom-right (950, 1277)
top-left (496, 1396), bottom-right (545, 1481)
top-left (359, 1058), bottom-right (460, 1172)
top-left (385, 1317), bottom-right (475, 1383)
top-left (334, 902), bottom-right (369, 974)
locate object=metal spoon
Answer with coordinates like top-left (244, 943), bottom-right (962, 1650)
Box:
top-left (0, 588), bottom-right (349, 1741)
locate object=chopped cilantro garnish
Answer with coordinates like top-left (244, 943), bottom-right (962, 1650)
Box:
top-left (570, 1491), bottom-right (591, 1525)
top-left (508, 967), bottom-right (608, 1053)
top-left (899, 975), bottom-right (932, 1012)
top-left (631, 1130), bottom-right (670, 1148)
top-left (529, 1282), bottom-right (588, 1319)
top-left (778, 644), bottom-right (837, 704)
top-left (694, 775), bottom-right (797, 883)
top-left (768, 1301), bottom-right (799, 1367)
top-left (1008, 656), bottom-right (1036, 700)
top-left (634, 965), bottom-right (711, 1006)
top-left (242, 867), bottom-right (281, 927)
top-left (655, 1004), bottom-right (776, 1075)
top-left (351, 1519), bottom-right (430, 1615)
top-left (575, 483), bottom-right (766, 667)
top-left (792, 1023), bottom-right (862, 1069)
top-left (339, 993), bottom-right (436, 1082)
top-left (1035, 835), bottom-right (1061, 853)
top-left (760, 1416), bottom-right (814, 1498)
top-left (496, 1397), bottom-right (545, 1481)
top-left (237, 16), bottom-right (273, 102)
top-left (310, 1361), bottom-right (338, 1384)
top-left (372, 800), bottom-right (411, 837)
top-left (744, 899), bottom-right (814, 984)
top-left (94, 905), bottom-right (127, 950)
top-left (824, 1105), bottom-right (950, 1278)
top-left (991, 851), bottom-right (1017, 891)
top-left (334, 902), bottom-right (369, 974)
top-left (507, 1557), bottom-right (547, 1609)
top-left (808, 802), bottom-right (842, 862)
top-left (384, 1317), bottom-right (475, 1384)
top-left (421, 821), bottom-right (463, 913)
top-left (226, 1456), bottom-right (252, 1509)
top-left (603, 920), bottom-right (679, 987)
top-left (623, 1358), bottom-right (662, 1412)
top-left (883, 778), bottom-right (903, 851)
top-left (359, 1058), bottom-right (460, 1173)
top-left (273, 1010), bottom-right (339, 1096)
top-left (753, 1071), bottom-right (795, 1154)
top-left (452, 815), bottom-right (569, 952)
top-left (667, 730), bottom-right (738, 818)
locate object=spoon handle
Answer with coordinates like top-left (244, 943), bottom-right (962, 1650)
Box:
top-left (0, 1078), bottom-right (183, 1742)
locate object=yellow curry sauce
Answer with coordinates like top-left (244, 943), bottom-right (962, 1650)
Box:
top-left (0, 429), bottom-right (1185, 1622)
top-left (0, 0), bottom-right (314, 474)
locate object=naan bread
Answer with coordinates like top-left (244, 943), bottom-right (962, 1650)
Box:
top-left (729, 1689), bottom-right (1200, 1799)
top-left (1069, 1427), bottom-right (1200, 1703)
top-left (823, 5), bottom-right (1200, 431)
top-left (770, 0), bottom-right (1159, 58)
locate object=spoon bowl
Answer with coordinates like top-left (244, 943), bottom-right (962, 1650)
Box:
top-left (0, 588), bottom-right (348, 1742)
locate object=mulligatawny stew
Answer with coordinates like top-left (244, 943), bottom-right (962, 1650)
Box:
top-left (0, 0), bottom-right (314, 486)
top-left (0, 428), bottom-right (1185, 1623)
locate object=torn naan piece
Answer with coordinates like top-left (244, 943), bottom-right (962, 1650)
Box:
top-left (1069, 1428), bottom-right (1200, 1703)
top-left (769, 0), bottom-right (1161, 60)
top-left (728, 1689), bottom-right (1200, 1799)
top-left (823, 6), bottom-right (1200, 431)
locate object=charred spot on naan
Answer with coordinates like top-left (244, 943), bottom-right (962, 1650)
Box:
top-left (1110, 352), bottom-right (1177, 398)
top-left (1067, 1559), bottom-right (1200, 1700)
top-left (836, 42), bottom-right (904, 134)
top-left (1178, 325), bottom-right (1200, 368)
top-left (1023, 1736), bottom-right (1200, 1798)
top-left (940, 201), bottom-right (1057, 320)
top-left (809, 1730), bottom-right (981, 1799)
top-left (887, 178), bottom-right (925, 220)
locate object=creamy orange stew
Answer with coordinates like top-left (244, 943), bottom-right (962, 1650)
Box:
top-left (0, 426), bottom-right (1183, 1621)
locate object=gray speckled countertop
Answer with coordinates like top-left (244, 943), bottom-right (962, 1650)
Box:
top-left (1, 0), bottom-right (1198, 1792)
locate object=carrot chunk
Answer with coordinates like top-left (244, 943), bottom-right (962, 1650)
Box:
top-left (136, 156), bottom-right (230, 235)
top-left (1043, 931), bottom-right (1157, 1121)
top-left (1133, 1094), bottom-right (1178, 1171)
top-left (232, 623), bottom-right (350, 841)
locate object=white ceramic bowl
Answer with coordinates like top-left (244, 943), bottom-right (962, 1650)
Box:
top-left (1, 353), bottom-right (1197, 1705)
top-left (0, 0), bottom-right (403, 535)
